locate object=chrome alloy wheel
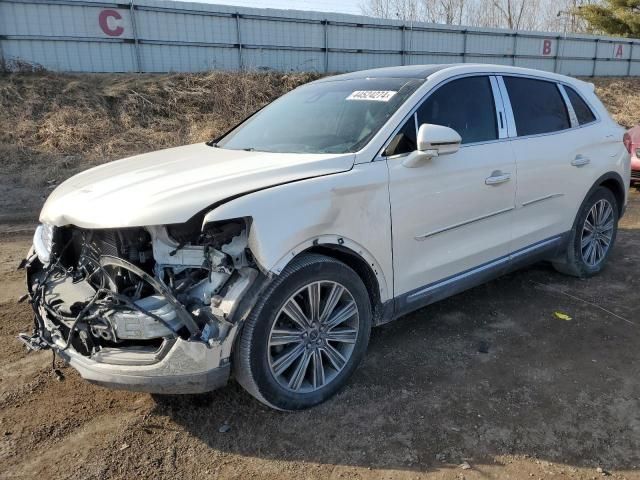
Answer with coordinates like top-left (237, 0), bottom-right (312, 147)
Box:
top-left (267, 281), bottom-right (360, 393)
top-left (581, 199), bottom-right (615, 267)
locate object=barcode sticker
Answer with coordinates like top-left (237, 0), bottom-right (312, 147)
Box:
top-left (346, 90), bottom-right (397, 102)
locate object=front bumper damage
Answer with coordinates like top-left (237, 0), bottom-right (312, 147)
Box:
top-left (55, 337), bottom-right (230, 394)
top-left (19, 221), bottom-right (262, 394)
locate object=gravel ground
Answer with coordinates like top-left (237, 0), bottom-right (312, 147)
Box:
top-left (0, 190), bottom-right (638, 480)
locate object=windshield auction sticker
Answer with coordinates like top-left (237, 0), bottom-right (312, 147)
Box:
top-left (346, 90), bottom-right (397, 101)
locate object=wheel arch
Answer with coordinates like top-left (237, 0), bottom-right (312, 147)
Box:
top-left (593, 171), bottom-right (627, 217)
top-left (301, 244), bottom-right (391, 326)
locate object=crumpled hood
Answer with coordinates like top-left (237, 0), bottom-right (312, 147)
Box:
top-left (40, 143), bottom-right (355, 228)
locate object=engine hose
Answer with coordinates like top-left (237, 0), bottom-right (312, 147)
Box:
top-left (99, 255), bottom-right (201, 338)
top-left (60, 288), bottom-right (108, 351)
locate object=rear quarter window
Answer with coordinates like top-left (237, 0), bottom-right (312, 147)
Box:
top-left (504, 76), bottom-right (570, 136)
top-left (564, 86), bottom-right (597, 125)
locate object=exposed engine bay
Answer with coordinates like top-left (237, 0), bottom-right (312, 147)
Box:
top-left (19, 218), bottom-right (261, 393)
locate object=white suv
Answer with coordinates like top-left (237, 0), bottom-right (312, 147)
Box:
top-left (22, 64), bottom-right (630, 410)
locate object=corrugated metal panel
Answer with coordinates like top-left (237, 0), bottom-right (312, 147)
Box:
top-left (139, 43), bottom-right (237, 71)
top-left (466, 33), bottom-right (514, 56)
top-left (408, 30), bottom-right (463, 54)
top-left (1, 0), bottom-right (640, 76)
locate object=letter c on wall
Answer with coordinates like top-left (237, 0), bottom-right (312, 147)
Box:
top-left (99, 9), bottom-right (124, 37)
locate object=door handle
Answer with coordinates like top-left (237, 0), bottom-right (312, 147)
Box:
top-left (485, 171), bottom-right (511, 185)
top-left (571, 155), bottom-right (591, 167)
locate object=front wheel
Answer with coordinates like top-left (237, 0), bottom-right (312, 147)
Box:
top-left (553, 186), bottom-right (619, 277)
top-left (233, 253), bottom-right (372, 410)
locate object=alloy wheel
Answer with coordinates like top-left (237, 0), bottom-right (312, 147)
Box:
top-left (267, 281), bottom-right (360, 393)
top-left (580, 199), bottom-right (614, 267)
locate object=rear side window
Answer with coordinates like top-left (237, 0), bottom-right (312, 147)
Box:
top-left (504, 77), bottom-right (570, 136)
top-left (416, 76), bottom-right (497, 144)
top-left (565, 86), bottom-right (597, 125)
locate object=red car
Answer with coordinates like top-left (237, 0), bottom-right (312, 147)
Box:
top-left (624, 126), bottom-right (640, 186)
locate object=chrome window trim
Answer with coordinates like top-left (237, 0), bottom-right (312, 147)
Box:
top-left (489, 75), bottom-right (508, 139)
top-left (494, 71), bottom-right (601, 122)
top-left (375, 69), bottom-right (604, 161)
top-left (496, 73), bottom-right (602, 141)
top-left (376, 72), bottom-right (503, 160)
top-left (557, 83), bottom-right (579, 128)
top-left (495, 76), bottom-right (517, 137)
top-left (498, 73), bottom-right (601, 140)
top-left (561, 83), bottom-right (599, 127)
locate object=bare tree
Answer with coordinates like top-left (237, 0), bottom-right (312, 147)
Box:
top-left (359, 0), bottom-right (396, 19)
top-left (440, 0), bottom-right (467, 24)
top-left (359, 0), bottom-right (598, 32)
top-left (360, 0), bottom-right (425, 21)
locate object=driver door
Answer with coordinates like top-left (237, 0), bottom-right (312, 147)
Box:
top-left (385, 75), bottom-right (517, 313)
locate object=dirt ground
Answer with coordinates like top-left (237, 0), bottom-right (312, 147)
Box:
top-left (0, 190), bottom-right (638, 480)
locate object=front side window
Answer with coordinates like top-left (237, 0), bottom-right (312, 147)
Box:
top-left (384, 115), bottom-right (416, 156)
top-left (216, 77), bottom-right (424, 154)
top-left (416, 76), bottom-right (498, 144)
top-left (565, 86), bottom-right (597, 125)
top-left (504, 77), bottom-right (570, 136)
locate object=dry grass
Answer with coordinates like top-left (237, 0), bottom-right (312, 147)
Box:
top-left (590, 77), bottom-right (640, 129)
top-left (0, 71), bottom-right (320, 188)
top-left (0, 71), bottom-right (638, 190)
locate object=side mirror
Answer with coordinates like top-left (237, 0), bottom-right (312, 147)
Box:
top-left (403, 124), bottom-right (462, 168)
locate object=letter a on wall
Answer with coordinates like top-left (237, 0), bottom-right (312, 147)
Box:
top-left (613, 44), bottom-right (624, 58)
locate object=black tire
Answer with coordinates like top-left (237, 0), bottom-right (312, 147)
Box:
top-left (233, 253), bottom-right (372, 410)
top-left (552, 186), bottom-right (619, 278)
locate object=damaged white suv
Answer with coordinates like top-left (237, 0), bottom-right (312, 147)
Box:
top-left (21, 64), bottom-right (629, 410)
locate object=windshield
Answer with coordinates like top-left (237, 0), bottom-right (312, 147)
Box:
top-left (216, 77), bottom-right (424, 154)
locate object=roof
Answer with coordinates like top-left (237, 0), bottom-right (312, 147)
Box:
top-left (313, 64), bottom-right (454, 82)
top-left (312, 64), bottom-right (589, 88)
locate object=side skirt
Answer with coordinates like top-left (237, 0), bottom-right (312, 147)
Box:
top-left (387, 233), bottom-right (569, 322)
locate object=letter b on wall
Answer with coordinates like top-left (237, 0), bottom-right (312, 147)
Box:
top-left (542, 39), bottom-right (554, 56)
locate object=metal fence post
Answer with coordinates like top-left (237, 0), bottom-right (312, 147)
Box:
top-left (0, 37), bottom-right (6, 72)
top-left (324, 20), bottom-right (329, 72)
top-left (461, 30), bottom-right (467, 63)
top-left (553, 35), bottom-right (561, 72)
top-left (129, 0), bottom-right (142, 73)
top-left (401, 25), bottom-right (406, 66)
top-left (511, 32), bottom-right (518, 66)
top-left (627, 41), bottom-right (634, 76)
top-left (592, 38), bottom-right (599, 76)
top-left (235, 13), bottom-right (243, 71)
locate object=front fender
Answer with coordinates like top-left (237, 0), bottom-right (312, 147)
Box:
top-left (203, 162), bottom-right (393, 302)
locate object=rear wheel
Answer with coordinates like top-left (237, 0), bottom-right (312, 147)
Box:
top-left (553, 187), bottom-right (618, 277)
top-left (233, 253), bottom-right (372, 410)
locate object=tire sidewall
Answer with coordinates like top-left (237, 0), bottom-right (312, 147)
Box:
top-left (568, 187), bottom-right (619, 277)
top-left (242, 257), bottom-right (372, 410)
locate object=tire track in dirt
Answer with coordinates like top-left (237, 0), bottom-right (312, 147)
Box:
top-left (1, 193), bottom-right (639, 479)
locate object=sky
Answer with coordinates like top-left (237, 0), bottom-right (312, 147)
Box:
top-left (172, 0), bottom-right (363, 15)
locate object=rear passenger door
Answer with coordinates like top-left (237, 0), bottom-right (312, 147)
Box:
top-left (500, 76), bottom-right (585, 252)
top-left (502, 76), bottom-right (623, 254)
